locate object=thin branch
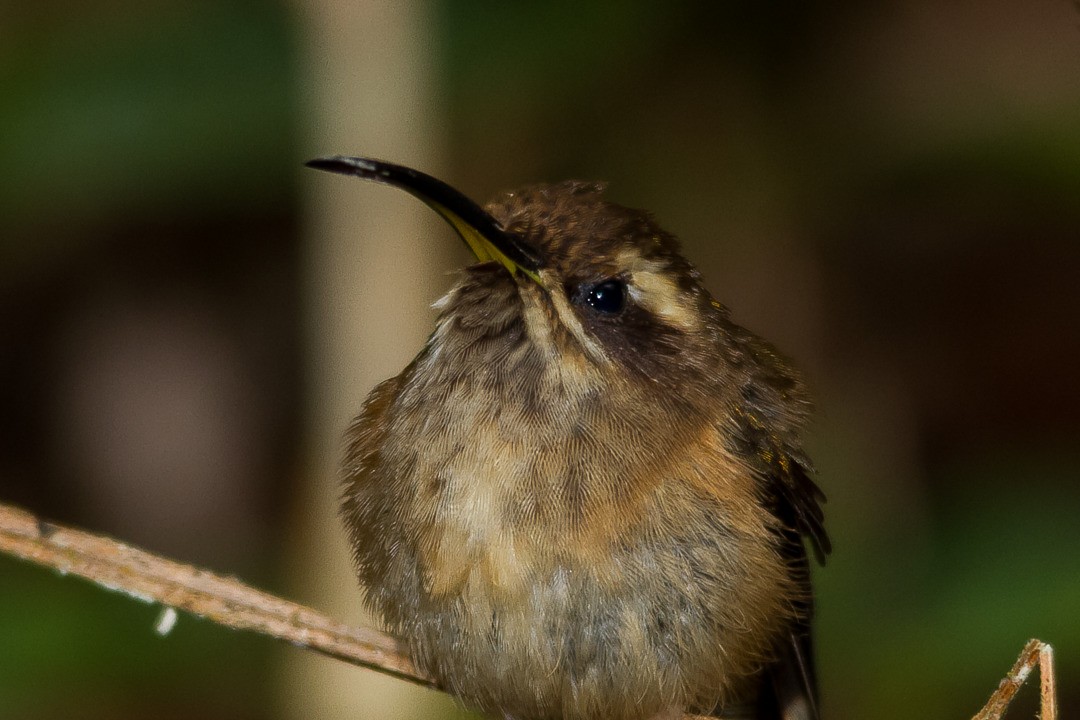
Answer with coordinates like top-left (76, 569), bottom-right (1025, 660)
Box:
top-left (971, 638), bottom-right (1057, 720)
top-left (0, 501), bottom-right (434, 690)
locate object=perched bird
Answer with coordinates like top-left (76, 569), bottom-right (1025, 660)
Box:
top-left (307, 156), bottom-right (830, 720)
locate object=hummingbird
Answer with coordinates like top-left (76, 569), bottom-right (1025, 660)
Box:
top-left (306, 156), bottom-right (830, 720)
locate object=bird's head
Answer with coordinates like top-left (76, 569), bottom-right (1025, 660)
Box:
top-left (306, 156), bottom-right (728, 394)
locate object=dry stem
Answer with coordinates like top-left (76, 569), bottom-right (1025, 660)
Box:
top-left (972, 638), bottom-right (1056, 720)
top-left (0, 501), bottom-right (434, 689)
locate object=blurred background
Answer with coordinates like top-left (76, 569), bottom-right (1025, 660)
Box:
top-left (1, 1), bottom-right (1078, 719)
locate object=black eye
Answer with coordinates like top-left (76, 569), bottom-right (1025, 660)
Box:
top-left (584, 278), bottom-right (626, 314)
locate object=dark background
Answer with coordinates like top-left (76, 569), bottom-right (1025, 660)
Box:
top-left (1, 2), bottom-right (1078, 719)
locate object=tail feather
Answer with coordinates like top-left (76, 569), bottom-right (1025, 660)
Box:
top-left (762, 631), bottom-right (820, 720)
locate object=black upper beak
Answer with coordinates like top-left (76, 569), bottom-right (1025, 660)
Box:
top-left (305, 156), bottom-right (541, 281)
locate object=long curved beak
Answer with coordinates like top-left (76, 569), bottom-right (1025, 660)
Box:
top-left (305, 156), bottom-right (541, 282)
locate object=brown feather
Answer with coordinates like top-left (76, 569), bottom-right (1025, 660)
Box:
top-left (336, 174), bottom-right (830, 720)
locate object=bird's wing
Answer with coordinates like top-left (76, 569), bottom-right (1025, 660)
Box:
top-left (745, 446), bottom-right (827, 720)
top-left (728, 362), bottom-right (830, 720)
top-left (747, 450), bottom-right (828, 720)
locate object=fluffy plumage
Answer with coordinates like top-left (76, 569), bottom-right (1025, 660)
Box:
top-left (338, 178), bottom-right (829, 720)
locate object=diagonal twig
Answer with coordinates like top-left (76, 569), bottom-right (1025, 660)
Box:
top-left (971, 638), bottom-right (1057, 720)
top-left (0, 501), bottom-right (435, 689)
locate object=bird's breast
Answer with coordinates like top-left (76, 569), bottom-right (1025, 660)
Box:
top-left (342, 289), bottom-right (797, 719)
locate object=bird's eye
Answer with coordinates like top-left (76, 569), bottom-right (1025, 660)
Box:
top-left (584, 278), bottom-right (626, 314)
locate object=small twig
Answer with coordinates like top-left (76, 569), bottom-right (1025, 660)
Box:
top-left (0, 501), bottom-right (434, 689)
top-left (971, 638), bottom-right (1057, 720)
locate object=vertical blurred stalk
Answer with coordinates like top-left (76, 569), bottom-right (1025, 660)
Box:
top-left (287, 1), bottom-right (452, 718)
